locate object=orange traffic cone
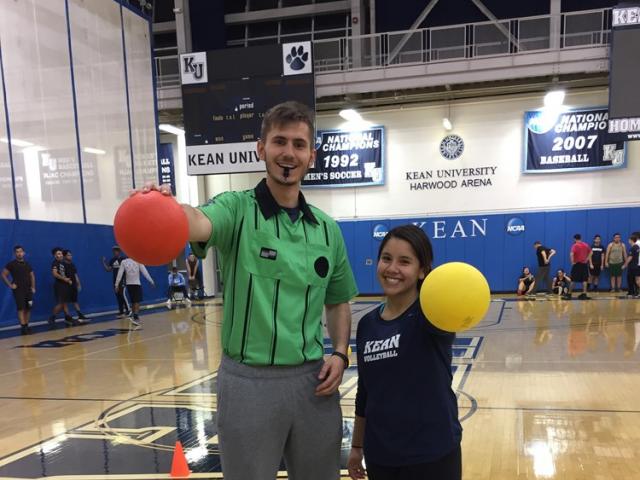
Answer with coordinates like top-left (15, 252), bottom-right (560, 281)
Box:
top-left (170, 441), bottom-right (191, 478)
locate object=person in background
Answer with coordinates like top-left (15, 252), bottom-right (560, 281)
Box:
top-left (63, 250), bottom-right (88, 324)
top-left (115, 257), bottom-right (155, 327)
top-left (166, 266), bottom-right (191, 309)
top-left (102, 246), bottom-right (129, 317)
top-left (2, 245), bottom-right (36, 335)
top-left (532, 241), bottom-right (556, 295)
top-left (605, 233), bottom-right (627, 293)
top-left (186, 252), bottom-right (203, 300)
top-left (50, 247), bottom-right (76, 327)
top-left (570, 234), bottom-right (592, 300)
top-left (517, 266), bottom-right (536, 297)
top-left (623, 233), bottom-right (640, 298)
top-left (552, 269), bottom-right (572, 299)
top-left (588, 234), bottom-right (605, 292)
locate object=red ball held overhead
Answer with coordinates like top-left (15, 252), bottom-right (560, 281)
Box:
top-left (113, 191), bottom-right (189, 266)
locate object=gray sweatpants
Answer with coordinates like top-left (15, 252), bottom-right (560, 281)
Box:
top-left (216, 355), bottom-right (342, 480)
top-left (533, 265), bottom-right (551, 293)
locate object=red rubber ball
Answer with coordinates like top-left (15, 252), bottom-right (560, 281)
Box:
top-left (113, 191), bottom-right (189, 266)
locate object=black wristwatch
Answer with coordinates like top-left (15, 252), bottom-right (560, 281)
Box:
top-left (331, 351), bottom-right (349, 369)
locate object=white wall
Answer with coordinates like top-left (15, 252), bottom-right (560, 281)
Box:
top-left (197, 89), bottom-right (638, 221)
top-left (310, 89), bottom-right (639, 219)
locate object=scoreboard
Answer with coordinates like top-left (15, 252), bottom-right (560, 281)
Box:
top-left (608, 5), bottom-right (640, 140)
top-left (180, 42), bottom-right (315, 175)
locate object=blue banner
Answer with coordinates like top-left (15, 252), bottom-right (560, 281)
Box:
top-left (158, 143), bottom-right (176, 195)
top-left (523, 107), bottom-right (626, 173)
top-left (302, 127), bottom-right (385, 188)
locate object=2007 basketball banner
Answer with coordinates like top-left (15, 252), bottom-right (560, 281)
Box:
top-left (523, 107), bottom-right (626, 173)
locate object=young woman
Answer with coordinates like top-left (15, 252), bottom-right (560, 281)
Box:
top-left (348, 224), bottom-right (462, 480)
top-left (517, 267), bottom-right (536, 297)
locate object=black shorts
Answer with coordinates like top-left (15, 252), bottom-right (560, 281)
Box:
top-left (13, 289), bottom-right (32, 311)
top-left (127, 284), bottom-right (143, 304)
top-left (68, 284), bottom-right (78, 303)
top-left (571, 263), bottom-right (589, 283)
top-left (54, 282), bottom-right (72, 303)
top-left (589, 265), bottom-right (602, 277)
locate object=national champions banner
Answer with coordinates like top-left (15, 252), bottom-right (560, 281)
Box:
top-left (302, 127), bottom-right (384, 187)
top-left (524, 107), bottom-right (626, 173)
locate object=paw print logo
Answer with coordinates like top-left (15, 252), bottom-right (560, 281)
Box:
top-left (286, 45), bottom-right (309, 71)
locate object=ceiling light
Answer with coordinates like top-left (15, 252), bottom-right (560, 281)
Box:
top-left (442, 118), bottom-right (453, 131)
top-left (159, 124), bottom-right (185, 135)
top-left (83, 147), bottom-right (106, 155)
top-left (339, 109), bottom-right (362, 122)
top-left (0, 137), bottom-right (34, 148)
top-left (544, 89), bottom-right (565, 108)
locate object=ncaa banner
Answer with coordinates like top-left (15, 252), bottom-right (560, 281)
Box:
top-left (523, 107), bottom-right (626, 173)
top-left (303, 127), bottom-right (385, 188)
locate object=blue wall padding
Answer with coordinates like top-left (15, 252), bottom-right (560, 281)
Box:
top-left (0, 219), bottom-right (168, 327)
top-left (338, 206), bottom-right (640, 294)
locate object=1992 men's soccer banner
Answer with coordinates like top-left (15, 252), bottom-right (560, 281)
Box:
top-left (302, 127), bottom-right (384, 187)
top-left (524, 107), bottom-right (626, 173)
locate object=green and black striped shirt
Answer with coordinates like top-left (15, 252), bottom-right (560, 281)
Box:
top-left (192, 179), bottom-right (358, 366)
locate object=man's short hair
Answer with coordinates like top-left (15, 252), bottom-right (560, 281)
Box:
top-left (631, 234), bottom-right (639, 242)
top-left (593, 234), bottom-right (601, 239)
top-left (63, 249), bottom-right (71, 256)
top-left (613, 232), bottom-right (621, 237)
top-left (112, 245), bottom-right (121, 251)
top-left (574, 234), bottom-right (581, 240)
top-left (533, 240), bottom-right (541, 245)
top-left (260, 101), bottom-right (315, 145)
top-left (51, 247), bottom-right (63, 255)
top-left (172, 266), bottom-right (178, 272)
top-left (13, 245), bottom-right (23, 251)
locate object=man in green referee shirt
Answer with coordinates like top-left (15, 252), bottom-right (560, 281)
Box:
top-left (145, 101), bottom-right (358, 479)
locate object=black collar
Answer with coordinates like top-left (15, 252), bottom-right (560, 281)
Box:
top-left (254, 178), bottom-right (318, 225)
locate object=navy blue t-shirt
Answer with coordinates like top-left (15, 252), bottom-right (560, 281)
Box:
top-left (355, 299), bottom-right (462, 466)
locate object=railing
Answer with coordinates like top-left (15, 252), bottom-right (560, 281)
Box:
top-left (154, 8), bottom-right (612, 87)
top-left (313, 7), bottom-right (611, 72)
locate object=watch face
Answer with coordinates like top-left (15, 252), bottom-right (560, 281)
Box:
top-left (439, 134), bottom-right (464, 160)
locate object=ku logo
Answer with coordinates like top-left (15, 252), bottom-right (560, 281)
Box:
top-left (180, 52), bottom-right (208, 84)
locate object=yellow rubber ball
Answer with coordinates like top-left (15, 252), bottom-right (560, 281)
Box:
top-left (419, 262), bottom-right (490, 332)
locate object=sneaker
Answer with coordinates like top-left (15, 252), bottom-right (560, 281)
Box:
top-left (77, 312), bottom-right (87, 320)
top-left (166, 299), bottom-right (172, 310)
top-left (48, 316), bottom-right (56, 329)
top-left (20, 324), bottom-right (29, 335)
top-left (186, 297), bottom-right (192, 306)
top-left (129, 316), bottom-right (140, 327)
top-left (76, 317), bottom-right (90, 325)
top-left (578, 293), bottom-right (591, 300)
top-left (562, 294), bottom-right (572, 300)
top-left (64, 315), bottom-right (76, 326)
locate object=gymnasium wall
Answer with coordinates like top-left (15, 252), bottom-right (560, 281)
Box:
top-left (0, 219), bottom-right (167, 327)
top-left (0, 0), bottom-right (157, 225)
top-left (339, 207), bottom-right (640, 294)
top-left (203, 88), bottom-right (639, 294)
top-left (0, 1), bottom-right (162, 327)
